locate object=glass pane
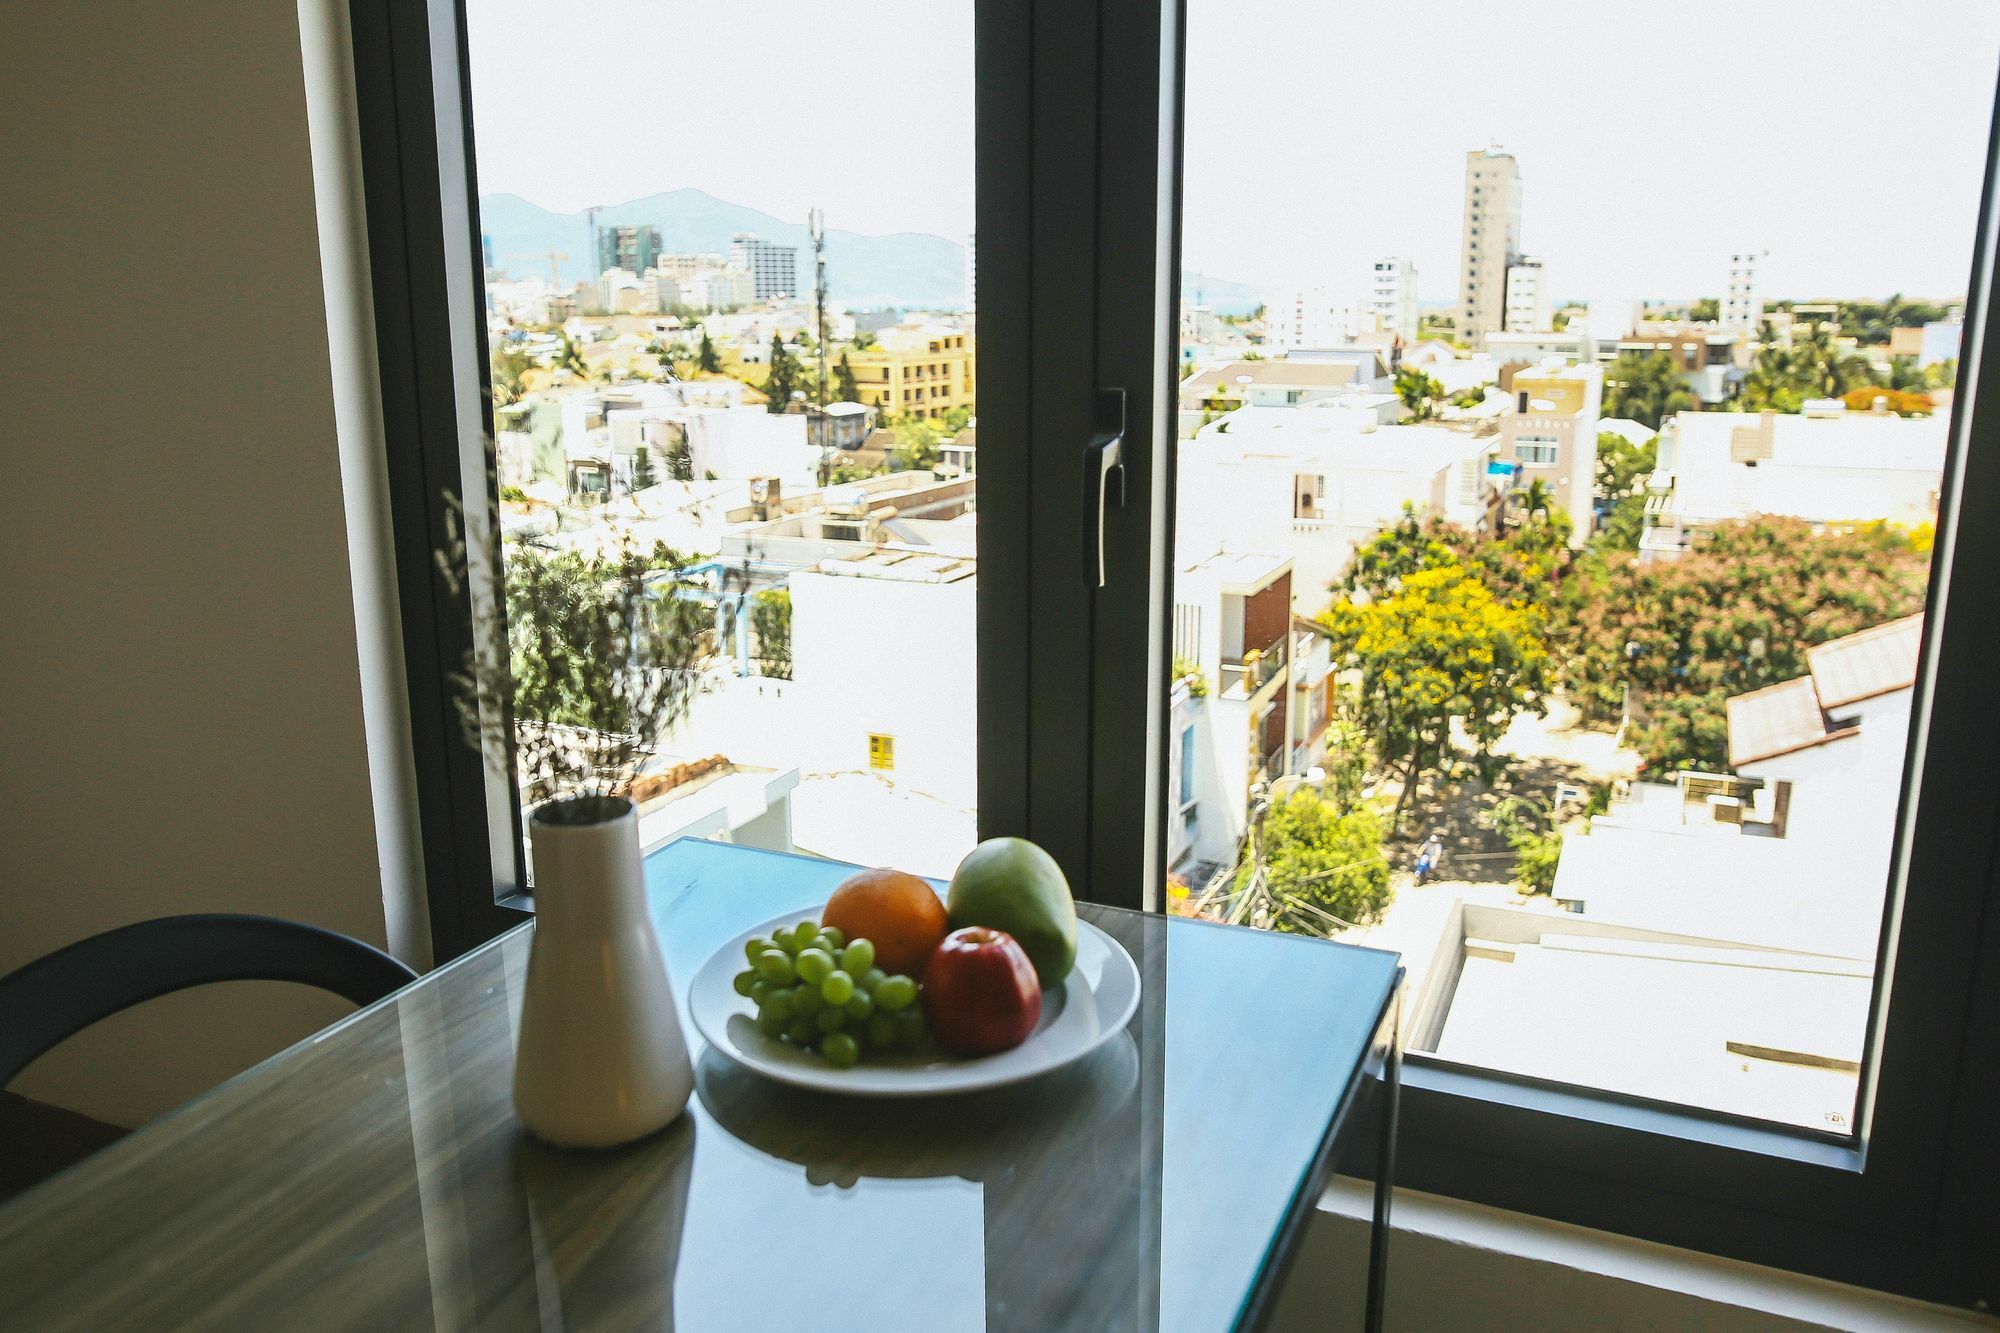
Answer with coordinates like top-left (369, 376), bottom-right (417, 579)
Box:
top-left (466, 2), bottom-right (978, 879)
top-left (1170, 0), bottom-right (1999, 1131)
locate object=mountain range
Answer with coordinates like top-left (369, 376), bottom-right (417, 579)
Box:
top-left (478, 188), bottom-right (1267, 315)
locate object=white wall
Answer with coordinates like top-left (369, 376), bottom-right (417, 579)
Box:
top-left (788, 570), bottom-right (978, 809)
top-left (0, 0), bottom-right (419, 1126)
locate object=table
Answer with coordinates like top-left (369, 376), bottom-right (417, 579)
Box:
top-left (0, 839), bottom-right (1402, 1331)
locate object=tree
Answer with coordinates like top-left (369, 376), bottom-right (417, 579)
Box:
top-left (1232, 791), bottom-right (1392, 933)
top-left (1689, 297), bottom-right (1721, 322)
top-left (1343, 504), bottom-right (1569, 613)
top-left (762, 334), bottom-right (801, 413)
top-left (835, 351), bottom-right (861, 404)
top-left (1601, 350), bottom-right (1693, 429)
top-left (1887, 356), bottom-right (1927, 392)
top-left (1517, 479), bottom-right (1555, 522)
top-left (750, 587), bottom-right (792, 680)
top-left (1740, 325), bottom-right (1880, 411)
top-left (697, 331), bottom-right (721, 374)
top-left (1594, 431), bottom-right (1657, 504)
top-left (891, 416), bottom-right (946, 471)
top-left (630, 445), bottom-right (658, 491)
top-left (1394, 366), bottom-right (1444, 421)
top-left (664, 431), bottom-right (693, 482)
top-left (556, 334), bottom-right (592, 382)
top-left (1319, 565), bottom-right (1552, 827)
top-left (1488, 796), bottom-right (1563, 893)
top-left (491, 344), bottom-right (530, 407)
top-left (1560, 517), bottom-right (1931, 772)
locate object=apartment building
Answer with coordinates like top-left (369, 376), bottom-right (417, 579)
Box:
top-left (730, 232), bottom-right (799, 301)
top-left (1723, 250), bottom-right (1766, 333)
top-left (596, 223), bottom-right (660, 276)
top-left (844, 324), bottom-right (976, 421)
top-left (1503, 255), bottom-right (1551, 333)
top-left (1367, 256), bottom-right (1420, 343)
top-left (1497, 361), bottom-right (1601, 547)
top-left (1458, 147), bottom-right (1523, 348)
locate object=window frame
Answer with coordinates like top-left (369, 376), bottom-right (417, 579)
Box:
top-left (353, 0), bottom-right (1998, 1307)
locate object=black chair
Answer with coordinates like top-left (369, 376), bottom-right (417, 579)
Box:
top-left (0, 914), bottom-right (419, 1089)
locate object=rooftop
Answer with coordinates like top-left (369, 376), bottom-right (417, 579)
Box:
top-left (813, 548), bottom-right (975, 584)
top-left (1182, 361), bottom-right (1361, 396)
top-left (1727, 677), bottom-right (1853, 767)
top-left (1180, 548), bottom-right (1291, 595)
top-left (1808, 614), bottom-right (1924, 709)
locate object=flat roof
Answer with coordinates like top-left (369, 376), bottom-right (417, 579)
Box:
top-left (813, 548), bottom-right (975, 584)
top-left (1181, 548), bottom-right (1291, 594)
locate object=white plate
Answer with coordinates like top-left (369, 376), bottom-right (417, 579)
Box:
top-left (688, 911), bottom-right (1141, 1096)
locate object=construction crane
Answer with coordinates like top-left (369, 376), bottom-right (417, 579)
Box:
top-left (507, 250), bottom-right (568, 286)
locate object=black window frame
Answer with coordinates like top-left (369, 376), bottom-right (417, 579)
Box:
top-left (350, 0), bottom-right (1999, 1309)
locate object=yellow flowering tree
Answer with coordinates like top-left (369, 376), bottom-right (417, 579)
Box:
top-left (1318, 565), bottom-right (1551, 828)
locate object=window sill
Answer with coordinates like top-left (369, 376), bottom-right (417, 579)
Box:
top-left (1264, 1178), bottom-right (1995, 1332)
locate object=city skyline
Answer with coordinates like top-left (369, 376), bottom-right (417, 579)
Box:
top-left (469, 0), bottom-right (1998, 303)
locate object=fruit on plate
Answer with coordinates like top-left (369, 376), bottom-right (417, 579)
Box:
top-left (822, 868), bottom-right (950, 978)
top-left (945, 838), bottom-right (1077, 988)
top-left (921, 927), bottom-right (1042, 1056)
top-left (734, 920), bottom-right (926, 1067)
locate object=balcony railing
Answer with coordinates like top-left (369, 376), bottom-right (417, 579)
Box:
top-left (1220, 645), bottom-right (1283, 697)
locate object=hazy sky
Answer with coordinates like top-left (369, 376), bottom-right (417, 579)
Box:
top-left (468, 1), bottom-right (1999, 303)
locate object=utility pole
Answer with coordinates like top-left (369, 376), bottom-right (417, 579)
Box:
top-left (811, 207), bottom-right (831, 486)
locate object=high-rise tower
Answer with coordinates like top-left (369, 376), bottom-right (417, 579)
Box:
top-left (1458, 147), bottom-right (1522, 348)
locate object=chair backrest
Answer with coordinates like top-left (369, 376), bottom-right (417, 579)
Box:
top-left (0, 914), bottom-right (419, 1090)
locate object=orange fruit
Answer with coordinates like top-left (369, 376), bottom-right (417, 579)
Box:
top-left (823, 868), bottom-right (950, 978)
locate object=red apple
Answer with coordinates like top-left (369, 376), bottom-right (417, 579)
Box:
top-left (922, 926), bottom-right (1042, 1055)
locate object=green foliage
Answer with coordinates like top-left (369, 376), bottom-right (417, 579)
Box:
top-left (556, 334), bottom-right (592, 381)
top-left (764, 334), bottom-right (803, 413)
top-left (835, 351), bottom-right (861, 404)
top-left (750, 587), bottom-right (792, 680)
top-left (1487, 796), bottom-right (1563, 894)
top-left (1601, 350), bottom-right (1694, 429)
top-left (1927, 358), bottom-right (1958, 389)
top-left (1739, 323), bottom-right (1881, 412)
top-left (630, 445), bottom-right (658, 492)
top-left (1689, 297), bottom-right (1720, 322)
top-left (1394, 367), bottom-right (1445, 420)
top-left (1319, 712), bottom-right (1371, 815)
top-left (491, 344), bottom-right (531, 407)
top-left (1597, 495), bottom-right (1648, 552)
top-left (697, 331), bottom-right (722, 374)
top-left (1234, 792), bottom-right (1392, 932)
top-left (890, 416), bottom-right (946, 471)
top-left (1594, 431), bottom-right (1657, 504)
top-left (1560, 517), bottom-right (1930, 772)
top-left (1836, 294), bottom-right (1953, 346)
top-left (1319, 564), bottom-right (1551, 827)
top-left (665, 434), bottom-right (693, 482)
top-left (499, 484), bottom-right (529, 504)
top-left (1342, 504), bottom-right (1571, 612)
top-left (444, 528), bottom-right (711, 811)
top-left (1171, 655), bottom-right (1209, 699)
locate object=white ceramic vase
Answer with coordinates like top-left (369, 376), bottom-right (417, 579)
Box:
top-left (514, 796), bottom-right (693, 1148)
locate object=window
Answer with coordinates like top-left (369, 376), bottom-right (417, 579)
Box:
top-left (359, 0), bottom-right (1997, 1308)
top-left (1513, 436), bottom-right (1559, 465)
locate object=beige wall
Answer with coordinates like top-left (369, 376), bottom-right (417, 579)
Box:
top-left (0, 1), bottom-right (421, 1127)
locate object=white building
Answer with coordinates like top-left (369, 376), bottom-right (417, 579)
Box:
top-left (1176, 405), bottom-right (1501, 609)
top-left (1412, 615), bottom-right (1923, 1130)
top-left (731, 232), bottom-right (799, 302)
top-left (1271, 287), bottom-right (1372, 351)
top-left (1641, 408), bottom-right (1946, 562)
top-left (1723, 251), bottom-right (1766, 333)
top-left (789, 548), bottom-right (978, 811)
top-left (1367, 256), bottom-right (1420, 344)
top-left (1459, 147), bottom-right (1523, 348)
top-left (1503, 256), bottom-right (1551, 333)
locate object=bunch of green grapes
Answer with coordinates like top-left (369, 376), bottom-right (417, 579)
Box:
top-left (733, 920), bottom-right (926, 1068)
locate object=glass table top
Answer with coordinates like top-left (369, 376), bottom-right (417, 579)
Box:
top-left (0, 839), bottom-right (1400, 1331)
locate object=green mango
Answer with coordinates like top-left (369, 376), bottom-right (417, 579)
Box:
top-left (946, 837), bottom-right (1077, 988)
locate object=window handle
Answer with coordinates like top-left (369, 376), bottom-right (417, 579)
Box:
top-left (1084, 388), bottom-right (1128, 589)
